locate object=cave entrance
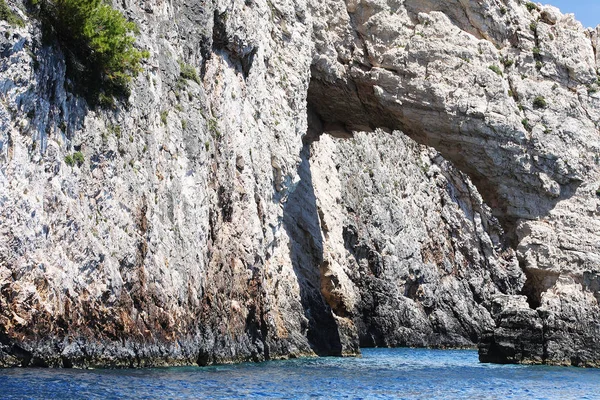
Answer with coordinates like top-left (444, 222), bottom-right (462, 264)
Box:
top-left (521, 268), bottom-right (560, 309)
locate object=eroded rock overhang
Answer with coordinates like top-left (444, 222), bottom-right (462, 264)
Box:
top-left (307, 0), bottom-right (600, 365)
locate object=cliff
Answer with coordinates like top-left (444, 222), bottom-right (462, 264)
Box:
top-left (0, 0), bottom-right (599, 367)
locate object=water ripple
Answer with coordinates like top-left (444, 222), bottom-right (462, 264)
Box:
top-left (1, 348), bottom-right (600, 399)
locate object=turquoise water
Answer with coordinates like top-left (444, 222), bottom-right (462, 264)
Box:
top-left (1, 348), bottom-right (600, 399)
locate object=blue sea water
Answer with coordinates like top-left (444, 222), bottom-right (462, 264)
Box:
top-left (1, 348), bottom-right (600, 399)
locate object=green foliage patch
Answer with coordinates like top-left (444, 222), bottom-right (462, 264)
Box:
top-left (73, 151), bottom-right (84, 165)
top-left (64, 154), bottom-right (74, 166)
top-left (525, 2), bottom-right (538, 12)
top-left (65, 151), bottom-right (84, 167)
top-left (502, 58), bottom-right (514, 68)
top-left (533, 96), bottom-right (547, 108)
top-left (529, 21), bottom-right (538, 32)
top-left (36, 0), bottom-right (148, 105)
top-left (488, 65), bottom-right (503, 76)
top-left (179, 61), bottom-right (199, 84)
top-left (0, 0), bottom-right (24, 26)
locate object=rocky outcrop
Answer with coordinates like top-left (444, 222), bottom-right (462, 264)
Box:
top-left (1, 0), bottom-right (325, 367)
top-left (310, 132), bottom-right (524, 348)
top-left (307, 0), bottom-right (600, 366)
top-left (1, 0), bottom-right (599, 367)
top-left (479, 281), bottom-right (600, 367)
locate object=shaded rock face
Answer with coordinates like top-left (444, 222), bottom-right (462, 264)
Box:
top-left (309, 133), bottom-right (524, 348)
top-left (0, 0), bottom-right (599, 368)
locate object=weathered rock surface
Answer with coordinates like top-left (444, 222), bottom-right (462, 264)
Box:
top-left (310, 132), bottom-right (524, 348)
top-left (1, 0), bottom-right (326, 367)
top-left (307, 0), bottom-right (600, 366)
top-left (0, 0), bottom-right (599, 368)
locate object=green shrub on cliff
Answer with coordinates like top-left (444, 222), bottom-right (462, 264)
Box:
top-left (533, 96), bottom-right (547, 109)
top-left (0, 0), bottom-right (24, 26)
top-left (73, 151), bottom-right (84, 166)
top-left (179, 60), bottom-right (199, 84)
top-left (36, 0), bottom-right (148, 104)
top-left (525, 2), bottom-right (538, 12)
top-left (488, 65), bottom-right (503, 76)
top-left (65, 151), bottom-right (84, 167)
top-left (64, 154), bottom-right (74, 166)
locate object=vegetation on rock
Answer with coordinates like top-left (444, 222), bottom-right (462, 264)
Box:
top-left (533, 96), bottom-right (547, 109)
top-left (65, 151), bottom-right (84, 167)
top-left (73, 151), bottom-right (84, 166)
top-left (64, 154), bottom-right (74, 166)
top-left (0, 0), bottom-right (24, 26)
top-left (36, 0), bottom-right (148, 104)
top-left (488, 65), bottom-right (503, 76)
top-left (179, 60), bottom-right (200, 84)
top-left (525, 2), bottom-right (538, 12)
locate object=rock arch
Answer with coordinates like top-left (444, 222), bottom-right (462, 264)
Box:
top-left (307, 0), bottom-right (600, 365)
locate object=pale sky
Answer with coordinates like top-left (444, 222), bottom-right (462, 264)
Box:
top-left (544, 1), bottom-right (600, 28)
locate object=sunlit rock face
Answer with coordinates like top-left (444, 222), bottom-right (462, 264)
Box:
top-left (1, 0), bottom-right (324, 367)
top-left (1, 0), bottom-right (599, 367)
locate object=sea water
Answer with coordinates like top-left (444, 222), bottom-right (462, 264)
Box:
top-left (1, 348), bottom-right (600, 399)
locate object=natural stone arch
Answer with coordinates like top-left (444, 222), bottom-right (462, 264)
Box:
top-left (309, 3), bottom-right (595, 231)
top-left (307, 0), bottom-right (600, 365)
top-left (309, 0), bottom-right (600, 263)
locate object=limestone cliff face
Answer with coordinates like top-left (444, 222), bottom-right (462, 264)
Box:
top-left (1, 0), bottom-right (321, 367)
top-left (0, 0), bottom-right (599, 368)
top-left (308, 0), bottom-right (600, 367)
top-left (310, 133), bottom-right (524, 348)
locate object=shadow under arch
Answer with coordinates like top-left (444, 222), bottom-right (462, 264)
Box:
top-left (306, 72), bottom-right (581, 246)
top-left (281, 144), bottom-right (343, 356)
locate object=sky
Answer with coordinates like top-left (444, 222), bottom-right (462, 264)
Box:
top-left (544, 1), bottom-right (600, 28)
